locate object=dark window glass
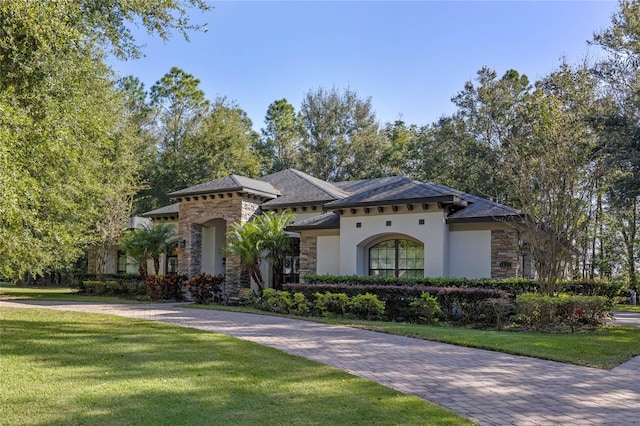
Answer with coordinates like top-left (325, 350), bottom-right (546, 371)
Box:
top-left (117, 251), bottom-right (128, 274)
top-left (369, 239), bottom-right (424, 278)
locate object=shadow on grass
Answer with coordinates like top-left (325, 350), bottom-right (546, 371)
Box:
top-left (1, 308), bottom-right (469, 426)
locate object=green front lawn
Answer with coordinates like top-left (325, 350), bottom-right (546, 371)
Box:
top-left (0, 307), bottom-right (471, 426)
top-left (334, 320), bottom-right (640, 369)
top-left (2, 284), bottom-right (638, 370)
top-left (615, 304), bottom-right (640, 313)
top-left (0, 283), bottom-right (140, 304)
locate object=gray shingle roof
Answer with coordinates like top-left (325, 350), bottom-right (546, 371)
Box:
top-left (287, 212), bottom-right (340, 230)
top-left (326, 176), bottom-right (461, 209)
top-left (141, 203), bottom-right (180, 218)
top-left (427, 183), bottom-right (522, 223)
top-left (259, 169), bottom-right (349, 208)
top-left (169, 175), bottom-right (279, 198)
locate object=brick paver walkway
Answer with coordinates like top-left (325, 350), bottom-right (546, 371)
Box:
top-left (2, 300), bottom-right (638, 426)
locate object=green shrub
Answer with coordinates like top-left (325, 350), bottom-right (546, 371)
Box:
top-left (80, 280), bottom-right (118, 295)
top-left (349, 293), bottom-right (385, 320)
top-left (410, 292), bottom-right (442, 324)
top-left (290, 292), bottom-right (309, 316)
top-left (75, 275), bottom-right (144, 297)
top-left (258, 289), bottom-right (292, 314)
top-left (515, 293), bottom-right (612, 332)
top-left (186, 273), bottom-right (223, 304)
top-left (314, 292), bottom-right (350, 316)
top-left (480, 298), bottom-right (516, 329)
top-left (301, 274), bottom-right (624, 298)
top-left (286, 283), bottom-right (508, 322)
top-left (145, 275), bottom-right (186, 301)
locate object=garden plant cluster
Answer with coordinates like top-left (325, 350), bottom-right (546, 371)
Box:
top-left (74, 273), bottom-right (624, 332)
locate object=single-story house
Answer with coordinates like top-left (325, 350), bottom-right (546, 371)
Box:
top-left (90, 169), bottom-right (533, 292)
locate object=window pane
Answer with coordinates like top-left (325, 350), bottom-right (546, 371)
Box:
top-left (370, 239), bottom-right (423, 278)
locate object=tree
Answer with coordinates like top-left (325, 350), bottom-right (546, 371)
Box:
top-left (254, 211), bottom-right (295, 290)
top-left (378, 120), bottom-right (423, 178)
top-left (448, 67), bottom-right (532, 203)
top-left (592, 0), bottom-right (640, 286)
top-left (222, 211), bottom-right (295, 291)
top-left (297, 87), bottom-right (384, 181)
top-left (185, 97), bottom-right (262, 182)
top-left (119, 224), bottom-right (175, 279)
top-left (0, 1), bottom-right (209, 280)
top-left (137, 72), bottom-right (264, 212)
top-left (259, 99), bottom-right (300, 173)
top-left (136, 67), bottom-right (211, 210)
top-left (502, 64), bottom-right (598, 294)
top-left (223, 221), bottom-right (265, 291)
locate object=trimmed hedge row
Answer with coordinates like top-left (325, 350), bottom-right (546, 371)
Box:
top-left (284, 283), bottom-right (509, 322)
top-left (79, 279), bottom-right (145, 297)
top-left (301, 274), bottom-right (625, 298)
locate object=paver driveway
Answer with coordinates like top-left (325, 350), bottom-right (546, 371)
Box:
top-left (2, 300), bottom-right (638, 426)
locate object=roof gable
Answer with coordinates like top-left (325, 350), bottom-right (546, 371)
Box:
top-left (326, 176), bottom-right (462, 209)
top-left (169, 175), bottom-right (279, 199)
top-left (141, 203), bottom-right (180, 217)
top-left (259, 169), bottom-right (349, 208)
top-left (427, 183), bottom-right (522, 223)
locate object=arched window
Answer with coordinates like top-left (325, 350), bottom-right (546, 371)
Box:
top-left (369, 239), bottom-right (424, 278)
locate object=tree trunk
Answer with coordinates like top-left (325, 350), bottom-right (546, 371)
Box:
top-left (153, 257), bottom-right (161, 275)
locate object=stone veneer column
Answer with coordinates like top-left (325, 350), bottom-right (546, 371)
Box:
top-left (299, 235), bottom-right (317, 277)
top-left (491, 229), bottom-right (519, 279)
top-left (188, 223), bottom-right (203, 276)
top-left (176, 193), bottom-right (262, 292)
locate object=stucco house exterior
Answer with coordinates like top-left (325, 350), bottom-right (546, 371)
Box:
top-left (121, 168), bottom-right (532, 292)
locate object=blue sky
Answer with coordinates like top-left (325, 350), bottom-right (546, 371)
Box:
top-left (109, 1), bottom-right (618, 130)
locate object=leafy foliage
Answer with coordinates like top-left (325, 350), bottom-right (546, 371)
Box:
top-left (297, 87), bottom-right (384, 181)
top-left (0, 0), bottom-right (209, 280)
top-left (186, 273), bottom-right (223, 304)
top-left (119, 224), bottom-right (175, 278)
top-left (515, 293), bottom-right (612, 332)
top-left (410, 292), bottom-right (443, 324)
top-left (144, 274), bottom-right (186, 301)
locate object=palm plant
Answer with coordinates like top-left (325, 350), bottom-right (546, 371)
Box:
top-left (255, 211), bottom-right (295, 290)
top-left (119, 224), bottom-right (175, 279)
top-left (222, 220), bottom-right (265, 291)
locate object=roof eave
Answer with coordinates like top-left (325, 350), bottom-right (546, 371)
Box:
top-left (325, 195), bottom-right (459, 210)
top-left (169, 186), bottom-right (278, 200)
top-left (447, 214), bottom-right (524, 224)
top-left (287, 223), bottom-right (340, 231)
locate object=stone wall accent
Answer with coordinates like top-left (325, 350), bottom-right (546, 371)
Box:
top-left (491, 229), bottom-right (519, 279)
top-left (177, 194), bottom-right (261, 292)
top-left (299, 234), bottom-right (317, 277)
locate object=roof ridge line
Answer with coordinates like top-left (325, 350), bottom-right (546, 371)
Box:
top-left (290, 169), bottom-right (347, 198)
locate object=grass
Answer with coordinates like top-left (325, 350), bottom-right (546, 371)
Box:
top-left (0, 282), bottom-right (142, 304)
top-left (615, 304), bottom-right (640, 313)
top-left (185, 303), bottom-right (640, 369)
top-left (334, 320), bottom-right (640, 369)
top-left (0, 307), bottom-right (472, 426)
top-left (2, 284), bottom-right (638, 369)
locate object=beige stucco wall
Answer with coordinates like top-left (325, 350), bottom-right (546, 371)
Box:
top-left (338, 209), bottom-right (448, 277)
top-left (448, 230), bottom-right (491, 278)
top-left (316, 235), bottom-right (340, 275)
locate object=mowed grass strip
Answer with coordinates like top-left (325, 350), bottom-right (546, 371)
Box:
top-left (0, 307), bottom-right (473, 426)
top-left (336, 321), bottom-right (640, 369)
top-left (0, 283), bottom-right (139, 304)
top-left (615, 304), bottom-right (640, 313)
